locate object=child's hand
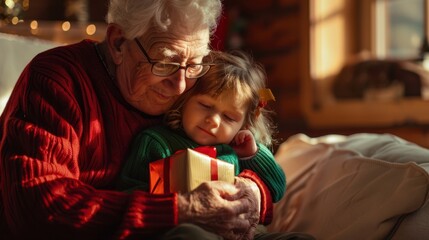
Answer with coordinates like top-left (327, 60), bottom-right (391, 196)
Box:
top-left (231, 130), bottom-right (258, 159)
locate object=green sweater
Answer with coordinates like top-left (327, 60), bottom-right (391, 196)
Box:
top-left (118, 125), bottom-right (286, 202)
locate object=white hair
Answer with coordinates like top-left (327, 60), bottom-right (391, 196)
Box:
top-left (106, 0), bottom-right (222, 39)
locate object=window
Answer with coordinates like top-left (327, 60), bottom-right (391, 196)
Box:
top-left (303, 0), bottom-right (429, 129)
top-left (375, 0), bottom-right (425, 59)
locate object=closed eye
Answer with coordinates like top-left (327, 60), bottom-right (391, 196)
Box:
top-left (199, 102), bottom-right (211, 109)
top-left (223, 114), bottom-right (237, 122)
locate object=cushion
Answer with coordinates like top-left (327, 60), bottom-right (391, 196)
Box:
top-left (392, 200), bottom-right (429, 240)
top-left (268, 134), bottom-right (429, 240)
top-left (335, 133), bottom-right (429, 239)
top-left (333, 133), bottom-right (429, 166)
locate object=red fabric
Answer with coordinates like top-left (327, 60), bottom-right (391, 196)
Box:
top-left (210, 158), bottom-right (218, 180)
top-left (193, 146), bottom-right (217, 158)
top-left (164, 154), bottom-right (171, 193)
top-left (211, 11), bottom-right (229, 51)
top-left (238, 169), bottom-right (273, 225)
top-left (0, 40), bottom-right (176, 239)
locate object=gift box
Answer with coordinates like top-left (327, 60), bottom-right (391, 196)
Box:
top-left (150, 147), bottom-right (235, 194)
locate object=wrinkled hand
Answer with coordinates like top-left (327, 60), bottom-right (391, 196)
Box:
top-left (231, 130), bottom-right (258, 159)
top-left (178, 178), bottom-right (261, 240)
top-left (234, 177), bottom-right (261, 240)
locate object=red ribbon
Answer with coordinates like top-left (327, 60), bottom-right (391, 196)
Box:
top-left (210, 158), bottom-right (218, 181)
top-left (196, 146), bottom-right (219, 181)
top-left (163, 155), bottom-right (171, 193)
top-left (192, 146), bottom-right (217, 158)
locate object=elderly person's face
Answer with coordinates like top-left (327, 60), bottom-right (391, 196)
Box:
top-left (115, 30), bottom-right (210, 116)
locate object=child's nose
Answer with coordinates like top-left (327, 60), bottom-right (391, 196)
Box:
top-left (205, 114), bottom-right (221, 127)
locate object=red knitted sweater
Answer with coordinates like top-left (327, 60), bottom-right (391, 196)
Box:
top-left (0, 40), bottom-right (272, 239)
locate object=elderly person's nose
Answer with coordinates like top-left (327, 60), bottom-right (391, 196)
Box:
top-left (170, 68), bottom-right (187, 94)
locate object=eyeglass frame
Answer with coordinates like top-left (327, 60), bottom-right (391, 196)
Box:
top-left (134, 38), bottom-right (214, 79)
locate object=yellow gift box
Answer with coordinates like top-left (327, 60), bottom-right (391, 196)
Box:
top-left (149, 147), bottom-right (235, 194)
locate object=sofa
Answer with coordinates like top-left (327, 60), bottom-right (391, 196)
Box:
top-left (269, 133), bottom-right (429, 239)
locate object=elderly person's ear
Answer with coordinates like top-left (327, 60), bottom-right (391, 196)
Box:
top-left (106, 23), bottom-right (126, 64)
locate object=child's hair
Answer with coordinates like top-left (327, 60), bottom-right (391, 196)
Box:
top-left (164, 50), bottom-right (277, 146)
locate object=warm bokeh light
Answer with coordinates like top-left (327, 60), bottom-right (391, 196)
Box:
top-left (62, 21), bottom-right (71, 32)
top-left (23, 0), bottom-right (30, 10)
top-left (11, 17), bottom-right (19, 25)
top-left (5, 0), bottom-right (15, 9)
top-left (30, 20), bottom-right (38, 30)
top-left (86, 24), bottom-right (96, 35)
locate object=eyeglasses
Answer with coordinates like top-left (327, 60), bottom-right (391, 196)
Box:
top-left (134, 39), bottom-right (214, 79)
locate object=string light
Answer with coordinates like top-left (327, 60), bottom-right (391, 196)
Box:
top-left (62, 21), bottom-right (71, 32)
top-left (1, 0), bottom-right (26, 24)
top-left (30, 19), bottom-right (38, 35)
top-left (11, 16), bottom-right (18, 25)
top-left (4, 0), bottom-right (15, 9)
top-left (22, 0), bottom-right (29, 10)
top-left (1, 0), bottom-right (107, 43)
top-left (29, 20), bottom-right (37, 29)
top-left (86, 24), bottom-right (96, 35)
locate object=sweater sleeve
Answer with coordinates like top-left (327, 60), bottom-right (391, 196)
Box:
top-left (117, 130), bottom-right (172, 192)
top-left (215, 144), bottom-right (240, 175)
top-left (0, 61), bottom-right (177, 239)
top-left (238, 169), bottom-right (273, 225)
top-left (239, 144), bottom-right (286, 202)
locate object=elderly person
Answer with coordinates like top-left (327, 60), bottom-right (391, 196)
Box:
top-left (0, 0), bottom-right (314, 239)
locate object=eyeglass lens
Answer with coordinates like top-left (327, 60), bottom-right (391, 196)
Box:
top-left (152, 63), bottom-right (211, 79)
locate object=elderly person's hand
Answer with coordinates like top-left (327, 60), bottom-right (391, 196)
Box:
top-left (178, 177), bottom-right (261, 240)
top-left (234, 176), bottom-right (261, 240)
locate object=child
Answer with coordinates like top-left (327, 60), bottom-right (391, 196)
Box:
top-left (117, 50), bottom-right (286, 202)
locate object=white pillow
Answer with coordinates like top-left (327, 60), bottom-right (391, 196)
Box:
top-left (268, 134), bottom-right (429, 240)
top-left (333, 133), bottom-right (429, 165)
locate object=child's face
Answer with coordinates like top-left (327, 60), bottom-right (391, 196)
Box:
top-left (182, 91), bottom-right (248, 145)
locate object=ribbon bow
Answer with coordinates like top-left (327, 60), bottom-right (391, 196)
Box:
top-left (256, 88), bottom-right (275, 117)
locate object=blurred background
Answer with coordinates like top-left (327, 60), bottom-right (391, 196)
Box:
top-left (2, 0), bottom-right (429, 149)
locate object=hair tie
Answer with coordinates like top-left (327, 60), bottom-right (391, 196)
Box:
top-left (255, 88), bottom-right (275, 117)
